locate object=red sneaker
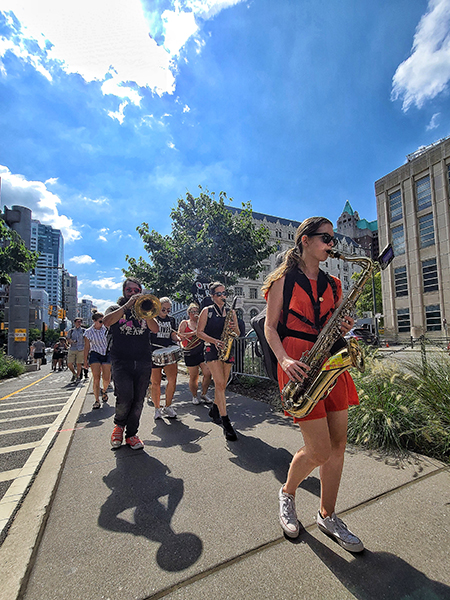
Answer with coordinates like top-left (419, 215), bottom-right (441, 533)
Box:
top-left (126, 435), bottom-right (144, 450)
top-left (110, 425), bottom-right (124, 448)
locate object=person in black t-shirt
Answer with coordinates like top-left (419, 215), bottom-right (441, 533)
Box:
top-left (103, 278), bottom-right (159, 450)
top-left (150, 297), bottom-right (181, 420)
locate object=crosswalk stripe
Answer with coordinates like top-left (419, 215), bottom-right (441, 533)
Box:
top-left (0, 411), bottom-right (60, 425)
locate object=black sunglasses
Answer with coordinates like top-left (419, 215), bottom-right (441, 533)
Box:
top-left (308, 232), bottom-right (337, 247)
top-left (213, 291), bottom-right (227, 297)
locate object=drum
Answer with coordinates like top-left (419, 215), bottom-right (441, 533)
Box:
top-left (152, 345), bottom-right (182, 366)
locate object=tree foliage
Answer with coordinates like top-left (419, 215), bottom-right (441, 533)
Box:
top-left (0, 219), bottom-right (39, 284)
top-left (125, 188), bottom-right (276, 301)
top-left (352, 269), bottom-right (383, 317)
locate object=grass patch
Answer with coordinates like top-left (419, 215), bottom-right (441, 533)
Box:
top-left (349, 352), bottom-right (450, 463)
top-left (0, 350), bottom-right (25, 379)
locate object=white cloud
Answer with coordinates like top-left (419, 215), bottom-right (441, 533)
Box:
top-left (1, 0), bottom-right (247, 107)
top-left (2, 0), bottom-right (176, 96)
top-left (89, 277), bottom-right (123, 290)
top-left (426, 112), bottom-right (440, 130)
top-left (392, 0), bottom-right (450, 111)
top-left (0, 165), bottom-right (81, 242)
top-left (77, 293), bottom-right (117, 313)
top-left (70, 255), bottom-right (95, 265)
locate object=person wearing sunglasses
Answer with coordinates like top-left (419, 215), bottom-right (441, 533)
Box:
top-left (263, 217), bottom-right (363, 552)
top-left (178, 303), bottom-right (212, 405)
top-left (103, 277), bottom-right (159, 450)
top-left (83, 311), bottom-right (111, 410)
top-left (150, 297), bottom-right (181, 420)
top-left (197, 281), bottom-right (240, 441)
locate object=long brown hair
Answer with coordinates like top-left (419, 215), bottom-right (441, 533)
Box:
top-left (261, 217), bottom-right (332, 295)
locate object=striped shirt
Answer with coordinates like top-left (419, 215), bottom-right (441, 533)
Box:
top-left (84, 325), bottom-right (108, 355)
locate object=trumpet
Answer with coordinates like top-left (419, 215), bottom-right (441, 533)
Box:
top-left (132, 294), bottom-right (161, 320)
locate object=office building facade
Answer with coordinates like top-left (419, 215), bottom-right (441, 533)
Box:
top-left (375, 136), bottom-right (450, 339)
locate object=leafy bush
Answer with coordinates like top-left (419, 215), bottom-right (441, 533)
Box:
top-left (349, 353), bottom-right (450, 462)
top-left (0, 351), bottom-right (26, 379)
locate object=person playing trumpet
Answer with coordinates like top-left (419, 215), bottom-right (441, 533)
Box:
top-left (103, 278), bottom-right (159, 450)
top-left (178, 303), bottom-right (212, 405)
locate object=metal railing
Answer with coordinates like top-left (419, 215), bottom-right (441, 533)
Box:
top-left (231, 337), bottom-right (269, 379)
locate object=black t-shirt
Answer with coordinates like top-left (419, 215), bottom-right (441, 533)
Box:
top-left (150, 316), bottom-right (174, 349)
top-left (108, 308), bottom-right (152, 361)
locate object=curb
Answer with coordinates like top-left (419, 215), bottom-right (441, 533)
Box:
top-left (0, 381), bottom-right (90, 600)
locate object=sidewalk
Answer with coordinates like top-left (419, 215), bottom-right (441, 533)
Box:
top-left (3, 374), bottom-right (450, 599)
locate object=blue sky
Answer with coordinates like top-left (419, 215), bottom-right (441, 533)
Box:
top-left (1, 0), bottom-right (450, 311)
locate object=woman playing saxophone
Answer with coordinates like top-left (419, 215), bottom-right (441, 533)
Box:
top-left (263, 217), bottom-right (364, 552)
top-left (197, 281), bottom-right (240, 441)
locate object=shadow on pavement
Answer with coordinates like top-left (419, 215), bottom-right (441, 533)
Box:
top-left (98, 450), bottom-right (203, 572)
top-left (77, 403), bottom-right (115, 428)
top-left (297, 529), bottom-right (450, 600)
top-left (145, 418), bottom-right (211, 453)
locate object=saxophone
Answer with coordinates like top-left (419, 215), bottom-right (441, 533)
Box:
top-left (281, 250), bottom-right (374, 418)
top-left (218, 297), bottom-right (239, 361)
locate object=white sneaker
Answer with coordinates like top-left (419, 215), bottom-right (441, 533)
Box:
top-left (200, 394), bottom-right (213, 404)
top-left (154, 408), bottom-right (163, 420)
top-left (164, 405), bottom-right (177, 419)
top-left (192, 396), bottom-right (201, 405)
top-left (278, 487), bottom-right (299, 538)
top-left (316, 511), bottom-right (364, 553)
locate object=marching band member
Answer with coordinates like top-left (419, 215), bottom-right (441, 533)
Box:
top-left (263, 217), bottom-right (364, 552)
top-left (197, 282), bottom-right (240, 441)
top-left (178, 303), bottom-right (212, 405)
top-left (150, 298), bottom-right (180, 420)
top-left (104, 278), bottom-right (159, 450)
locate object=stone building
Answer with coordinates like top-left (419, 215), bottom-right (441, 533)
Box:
top-left (336, 201), bottom-right (379, 259)
top-left (228, 208), bottom-right (367, 332)
top-left (375, 136), bottom-right (450, 340)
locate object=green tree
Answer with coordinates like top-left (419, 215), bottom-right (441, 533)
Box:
top-left (352, 269), bottom-right (383, 318)
top-left (126, 188), bottom-right (276, 301)
top-left (0, 219), bottom-right (39, 284)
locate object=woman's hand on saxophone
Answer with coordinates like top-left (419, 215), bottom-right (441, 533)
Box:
top-left (281, 356), bottom-right (310, 382)
top-left (339, 315), bottom-right (354, 335)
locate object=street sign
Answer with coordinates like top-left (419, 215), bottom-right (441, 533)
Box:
top-left (14, 328), bottom-right (27, 342)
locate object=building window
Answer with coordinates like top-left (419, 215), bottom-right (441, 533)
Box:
top-left (234, 286), bottom-right (244, 297)
top-left (419, 213), bottom-right (435, 248)
top-left (422, 258), bottom-right (438, 293)
top-left (394, 266), bottom-right (408, 297)
top-left (389, 189), bottom-right (402, 222)
top-left (397, 308), bottom-right (410, 333)
top-left (249, 287), bottom-right (258, 299)
top-left (416, 175), bottom-right (432, 211)
top-left (425, 304), bottom-right (441, 331)
top-left (391, 224), bottom-right (405, 255)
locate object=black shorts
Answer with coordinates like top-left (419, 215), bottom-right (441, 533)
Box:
top-left (204, 344), bottom-right (234, 364)
top-left (184, 349), bottom-right (205, 367)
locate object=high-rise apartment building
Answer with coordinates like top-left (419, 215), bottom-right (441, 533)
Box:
top-left (375, 136), bottom-right (450, 339)
top-left (30, 220), bottom-right (64, 312)
top-left (64, 271), bottom-right (78, 324)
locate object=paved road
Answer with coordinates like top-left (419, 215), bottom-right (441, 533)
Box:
top-left (0, 364), bottom-right (87, 541)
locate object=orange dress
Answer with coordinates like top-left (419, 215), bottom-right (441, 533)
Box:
top-left (277, 274), bottom-right (359, 422)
